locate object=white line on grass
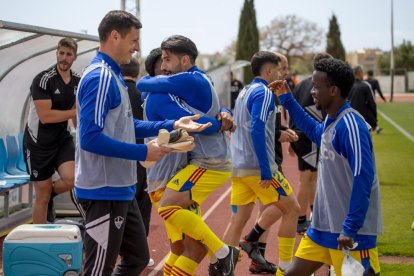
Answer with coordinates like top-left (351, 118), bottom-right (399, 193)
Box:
top-left (378, 110), bottom-right (414, 143)
top-left (147, 187), bottom-right (232, 276)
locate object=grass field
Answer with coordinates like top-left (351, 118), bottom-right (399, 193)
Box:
top-left (381, 264), bottom-right (414, 275)
top-left (374, 102), bottom-right (414, 257)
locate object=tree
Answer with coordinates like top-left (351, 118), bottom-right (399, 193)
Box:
top-left (260, 15), bottom-right (323, 64)
top-left (379, 40), bottom-right (414, 74)
top-left (235, 0), bottom-right (259, 83)
top-left (326, 14), bottom-right (346, 60)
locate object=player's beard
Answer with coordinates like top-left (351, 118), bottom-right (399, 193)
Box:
top-left (58, 61), bottom-right (71, 72)
top-left (169, 63), bottom-right (183, 74)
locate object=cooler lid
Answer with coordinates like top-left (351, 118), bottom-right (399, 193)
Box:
top-left (5, 224), bottom-right (81, 242)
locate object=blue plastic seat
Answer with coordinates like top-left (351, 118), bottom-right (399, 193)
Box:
top-left (17, 133), bottom-right (28, 173)
top-left (6, 135), bottom-right (29, 177)
top-left (0, 138), bottom-right (28, 186)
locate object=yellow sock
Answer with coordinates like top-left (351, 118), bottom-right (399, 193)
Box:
top-left (164, 252), bottom-right (179, 276)
top-left (171, 255), bottom-right (198, 276)
top-left (278, 236), bottom-right (295, 271)
top-left (158, 206), bottom-right (224, 253)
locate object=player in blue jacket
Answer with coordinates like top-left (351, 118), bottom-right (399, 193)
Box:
top-left (221, 51), bottom-right (300, 276)
top-left (75, 12), bottom-right (210, 276)
top-left (270, 58), bottom-right (382, 276)
top-left (138, 35), bottom-right (238, 276)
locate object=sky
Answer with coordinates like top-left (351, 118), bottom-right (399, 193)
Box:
top-left (0, 0), bottom-right (413, 56)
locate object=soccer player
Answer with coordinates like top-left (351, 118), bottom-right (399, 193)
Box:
top-left (142, 47), bottom-right (232, 275)
top-left (138, 35), bottom-right (239, 276)
top-left (24, 37), bottom-right (79, 224)
top-left (75, 11), bottom-right (210, 275)
top-left (247, 52), bottom-right (298, 274)
top-left (270, 58), bottom-right (382, 276)
top-left (222, 51), bottom-right (300, 276)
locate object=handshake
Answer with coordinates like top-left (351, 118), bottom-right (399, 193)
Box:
top-left (140, 129), bottom-right (195, 168)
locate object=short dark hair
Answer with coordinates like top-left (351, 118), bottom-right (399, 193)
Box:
top-left (98, 10), bottom-right (142, 42)
top-left (145, 48), bottom-right (162, 76)
top-left (367, 70), bottom-right (374, 77)
top-left (58, 37), bottom-right (78, 55)
top-left (161, 35), bottom-right (198, 64)
top-left (250, 51), bottom-right (281, 76)
top-left (121, 56), bottom-right (140, 78)
top-left (314, 58), bottom-right (355, 98)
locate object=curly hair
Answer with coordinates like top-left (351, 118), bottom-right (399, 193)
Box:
top-left (314, 58), bottom-right (355, 98)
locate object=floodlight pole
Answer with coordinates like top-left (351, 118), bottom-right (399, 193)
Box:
top-left (390, 0), bottom-right (395, 102)
top-left (120, 0), bottom-right (141, 56)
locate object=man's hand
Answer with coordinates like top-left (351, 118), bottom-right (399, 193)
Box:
top-left (217, 112), bottom-right (237, 132)
top-left (174, 114), bottom-right (212, 133)
top-left (145, 139), bottom-right (172, 161)
top-left (337, 233), bottom-right (354, 250)
top-left (268, 80), bottom-right (290, 96)
top-left (260, 179), bottom-right (272, 189)
top-left (278, 129), bottom-right (299, 143)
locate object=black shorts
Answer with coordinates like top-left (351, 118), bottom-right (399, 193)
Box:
top-left (24, 135), bottom-right (75, 181)
top-left (290, 134), bottom-right (319, 172)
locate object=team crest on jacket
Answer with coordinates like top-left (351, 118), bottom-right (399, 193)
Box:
top-left (114, 216), bottom-right (124, 229)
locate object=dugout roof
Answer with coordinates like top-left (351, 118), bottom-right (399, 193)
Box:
top-left (0, 20), bottom-right (99, 137)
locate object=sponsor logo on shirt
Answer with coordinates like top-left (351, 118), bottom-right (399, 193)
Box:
top-left (54, 89), bottom-right (61, 95)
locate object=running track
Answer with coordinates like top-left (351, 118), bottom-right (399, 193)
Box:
top-left (141, 142), bottom-right (326, 276)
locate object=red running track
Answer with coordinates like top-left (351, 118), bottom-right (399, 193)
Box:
top-left (141, 143), bottom-right (330, 276)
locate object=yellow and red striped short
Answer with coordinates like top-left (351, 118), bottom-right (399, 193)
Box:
top-left (295, 234), bottom-right (380, 276)
top-left (230, 171), bottom-right (292, 206)
top-left (166, 164), bottom-right (230, 206)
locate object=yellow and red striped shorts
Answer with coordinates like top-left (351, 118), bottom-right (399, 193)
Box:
top-left (295, 234), bottom-right (380, 276)
top-left (166, 164), bottom-right (230, 206)
top-left (230, 171), bottom-right (292, 206)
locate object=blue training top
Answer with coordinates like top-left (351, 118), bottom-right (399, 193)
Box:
top-left (75, 52), bottom-right (175, 201)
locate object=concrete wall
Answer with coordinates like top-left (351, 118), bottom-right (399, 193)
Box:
top-left (297, 75), bottom-right (408, 94)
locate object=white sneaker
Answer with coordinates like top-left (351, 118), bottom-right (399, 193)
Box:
top-left (147, 258), bottom-right (155, 267)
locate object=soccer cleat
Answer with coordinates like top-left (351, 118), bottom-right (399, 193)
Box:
top-left (296, 220), bottom-right (310, 235)
top-left (208, 262), bottom-right (221, 276)
top-left (162, 129), bottom-right (194, 152)
top-left (249, 260), bottom-right (277, 274)
top-left (216, 246), bottom-right (240, 276)
top-left (140, 129), bottom-right (195, 168)
top-left (239, 239), bottom-right (266, 264)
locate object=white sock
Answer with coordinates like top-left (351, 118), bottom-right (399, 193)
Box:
top-left (279, 260), bottom-right (291, 271)
top-left (210, 255), bottom-right (218, 264)
top-left (215, 245), bottom-right (230, 259)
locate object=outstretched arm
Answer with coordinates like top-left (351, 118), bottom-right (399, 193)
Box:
top-left (137, 72), bottom-right (211, 106)
top-left (269, 80), bottom-right (323, 146)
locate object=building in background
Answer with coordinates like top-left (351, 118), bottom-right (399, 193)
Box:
top-left (346, 48), bottom-right (383, 75)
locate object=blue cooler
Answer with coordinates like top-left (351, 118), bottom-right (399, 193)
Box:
top-left (2, 224), bottom-right (82, 276)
